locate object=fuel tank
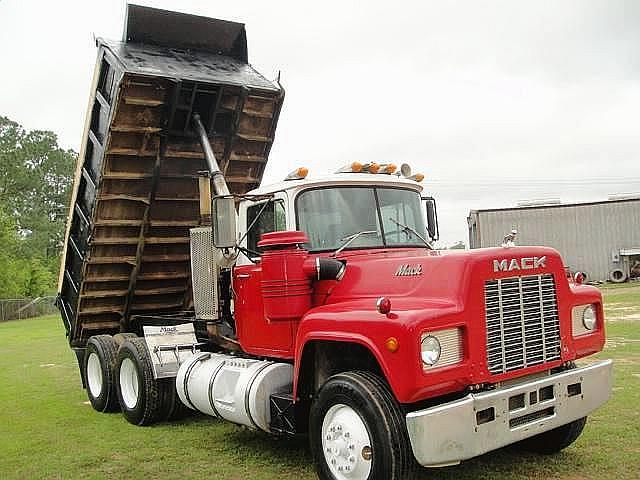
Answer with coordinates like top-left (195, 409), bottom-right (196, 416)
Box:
top-left (176, 352), bottom-right (293, 432)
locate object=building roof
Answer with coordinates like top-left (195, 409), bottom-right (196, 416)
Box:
top-left (470, 195), bottom-right (640, 215)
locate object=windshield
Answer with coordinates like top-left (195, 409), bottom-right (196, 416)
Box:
top-left (296, 187), bottom-right (427, 251)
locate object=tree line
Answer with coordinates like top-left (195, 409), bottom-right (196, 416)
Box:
top-left (0, 116), bottom-right (76, 298)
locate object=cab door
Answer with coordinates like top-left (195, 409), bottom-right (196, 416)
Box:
top-left (233, 194), bottom-right (295, 358)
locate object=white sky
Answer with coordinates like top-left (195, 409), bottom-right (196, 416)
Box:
top-left (1, 0), bottom-right (639, 245)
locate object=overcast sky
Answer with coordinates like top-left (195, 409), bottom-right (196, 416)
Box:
top-left (1, 0), bottom-right (639, 245)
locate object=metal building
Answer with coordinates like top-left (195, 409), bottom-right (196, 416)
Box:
top-left (468, 197), bottom-right (640, 282)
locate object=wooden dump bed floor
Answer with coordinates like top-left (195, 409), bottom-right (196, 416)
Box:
top-left (58, 33), bottom-right (283, 347)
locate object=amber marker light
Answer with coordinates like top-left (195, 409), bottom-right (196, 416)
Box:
top-left (385, 337), bottom-right (399, 353)
top-left (409, 173), bottom-right (424, 182)
top-left (336, 162), bottom-right (363, 173)
top-left (284, 166), bottom-right (309, 180)
top-left (368, 163), bottom-right (380, 174)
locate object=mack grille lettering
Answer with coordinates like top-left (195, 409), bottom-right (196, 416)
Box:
top-left (493, 256), bottom-right (546, 273)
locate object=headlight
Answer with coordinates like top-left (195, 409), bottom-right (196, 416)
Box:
top-left (582, 305), bottom-right (597, 330)
top-left (421, 335), bottom-right (441, 366)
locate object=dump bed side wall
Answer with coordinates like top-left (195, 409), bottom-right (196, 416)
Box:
top-left (59, 44), bottom-right (283, 347)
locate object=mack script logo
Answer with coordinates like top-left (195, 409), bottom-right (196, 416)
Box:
top-left (394, 264), bottom-right (423, 276)
top-left (493, 256), bottom-right (546, 272)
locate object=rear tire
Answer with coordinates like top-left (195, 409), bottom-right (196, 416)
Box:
top-left (115, 337), bottom-right (174, 425)
top-left (84, 335), bottom-right (119, 412)
top-left (518, 417), bottom-right (587, 454)
top-left (309, 371), bottom-right (415, 480)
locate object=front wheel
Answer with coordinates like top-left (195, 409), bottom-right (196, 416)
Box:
top-left (309, 371), bottom-right (415, 480)
top-left (518, 417), bottom-right (587, 454)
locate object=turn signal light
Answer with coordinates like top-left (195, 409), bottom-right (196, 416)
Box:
top-left (284, 167), bottom-right (309, 181)
top-left (385, 337), bottom-right (399, 353)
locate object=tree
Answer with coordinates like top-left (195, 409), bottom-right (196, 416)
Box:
top-left (0, 116), bottom-right (76, 259)
top-left (0, 116), bottom-right (76, 297)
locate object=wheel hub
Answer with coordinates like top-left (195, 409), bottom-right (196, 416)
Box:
top-left (119, 357), bottom-right (140, 409)
top-left (321, 404), bottom-right (372, 480)
top-left (86, 352), bottom-right (103, 398)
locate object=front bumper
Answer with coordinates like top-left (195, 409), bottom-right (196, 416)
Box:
top-left (406, 360), bottom-right (613, 467)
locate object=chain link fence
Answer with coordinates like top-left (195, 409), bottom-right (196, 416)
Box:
top-left (0, 296), bottom-right (58, 322)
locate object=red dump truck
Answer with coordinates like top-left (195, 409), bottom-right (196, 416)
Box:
top-left (58, 5), bottom-right (612, 479)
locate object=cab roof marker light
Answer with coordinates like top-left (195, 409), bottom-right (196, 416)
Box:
top-left (408, 173), bottom-right (424, 182)
top-left (378, 164), bottom-right (397, 174)
top-left (284, 166), bottom-right (309, 181)
top-left (336, 162), bottom-right (363, 173)
top-left (365, 163), bottom-right (380, 174)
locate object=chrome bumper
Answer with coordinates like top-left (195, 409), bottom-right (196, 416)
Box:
top-left (406, 360), bottom-right (613, 467)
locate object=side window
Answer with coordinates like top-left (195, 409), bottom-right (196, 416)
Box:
top-left (246, 200), bottom-right (286, 253)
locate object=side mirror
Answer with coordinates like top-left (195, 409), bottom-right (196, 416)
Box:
top-left (423, 197), bottom-right (439, 241)
top-left (212, 197), bottom-right (237, 248)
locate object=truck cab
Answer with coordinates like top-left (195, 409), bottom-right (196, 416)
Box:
top-left (191, 165), bottom-right (611, 475)
top-left (231, 170), bottom-right (434, 359)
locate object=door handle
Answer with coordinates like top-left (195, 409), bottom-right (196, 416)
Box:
top-left (237, 274), bottom-right (251, 279)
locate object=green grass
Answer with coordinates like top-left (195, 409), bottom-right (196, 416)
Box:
top-left (1, 286), bottom-right (639, 480)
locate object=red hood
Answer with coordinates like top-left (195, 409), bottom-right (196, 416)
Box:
top-left (316, 246), bottom-right (565, 308)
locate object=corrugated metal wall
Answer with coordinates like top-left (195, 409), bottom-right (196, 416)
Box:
top-left (468, 199), bottom-right (640, 281)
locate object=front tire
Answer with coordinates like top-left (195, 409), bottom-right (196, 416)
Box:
top-left (309, 371), bottom-right (415, 480)
top-left (115, 337), bottom-right (174, 425)
top-left (84, 335), bottom-right (119, 412)
top-left (518, 417), bottom-right (587, 454)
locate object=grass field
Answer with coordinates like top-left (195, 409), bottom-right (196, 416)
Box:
top-left (1, 286), bottom-right (638, 480)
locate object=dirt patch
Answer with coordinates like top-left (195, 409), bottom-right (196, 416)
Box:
top-left (606, 305), bottom-right (640, 311)
top-left (605, 337), bottom-right (640, 349)
top-left (602, 284), bottom-right (640, 295)
top-left (606, 313), bottom-right (640, 322)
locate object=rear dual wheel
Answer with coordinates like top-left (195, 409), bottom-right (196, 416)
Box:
top-left (115, 337), bottom-right (185, 425)
top-left (84, 335), bottom-right (120, 412)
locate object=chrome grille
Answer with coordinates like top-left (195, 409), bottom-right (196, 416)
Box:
top-left (484, 274), bottom-right (561, 374)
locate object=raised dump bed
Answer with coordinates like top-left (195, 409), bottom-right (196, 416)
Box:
top-left (58, 5), bottom-right (284, 348)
